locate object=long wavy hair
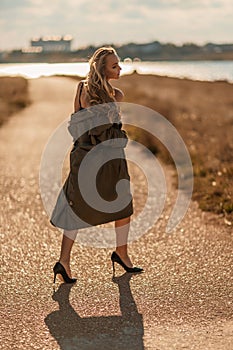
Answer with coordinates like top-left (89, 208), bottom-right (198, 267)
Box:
top-left (85, 47), bottom-right (118, 105)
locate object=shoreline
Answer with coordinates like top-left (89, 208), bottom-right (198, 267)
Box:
top-left (0, 60), bottom-right (232, 84)
top-left (56, 72), bottom-right (233, 85)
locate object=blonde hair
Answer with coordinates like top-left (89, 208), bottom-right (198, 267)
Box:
top-left (85, 47), bottom-right (118, 105)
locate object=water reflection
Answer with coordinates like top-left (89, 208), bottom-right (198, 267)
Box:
top-left (0, 62), bottom-right (133, 79)
top-left (0, 61), bottom-right (232, 81)
top-left (45, 273), bottom-right (144, 349)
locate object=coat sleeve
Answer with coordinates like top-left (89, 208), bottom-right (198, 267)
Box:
top-left (88, 122), bottom-right (128, 148)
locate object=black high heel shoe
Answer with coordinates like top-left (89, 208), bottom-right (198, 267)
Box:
top-left (111, 252), bottom-right (144, 274)
top-left (53, 262), bottom-right (77, 284)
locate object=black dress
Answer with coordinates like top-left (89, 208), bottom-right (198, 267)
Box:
top-left (50, 85), bottom-right (133, 230)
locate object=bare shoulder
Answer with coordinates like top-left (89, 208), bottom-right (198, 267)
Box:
top-left (76, 80), bottom-right (85, 91)
top-left (114, 87), bottom-right (124, 102)
top-left (74, 80), bottom-right (86, 112)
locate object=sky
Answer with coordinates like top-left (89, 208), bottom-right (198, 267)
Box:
top-left (0, 0), bottom-right (233, 51)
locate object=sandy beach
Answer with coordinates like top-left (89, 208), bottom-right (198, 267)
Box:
top-left (0, 75), bottom-right (233, 349)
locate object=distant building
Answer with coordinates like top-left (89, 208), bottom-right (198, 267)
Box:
top-left (30, 35), bottom-right (72, 52)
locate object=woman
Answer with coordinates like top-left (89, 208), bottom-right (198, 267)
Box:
top-left (51, 47), bottom-right (143, 283)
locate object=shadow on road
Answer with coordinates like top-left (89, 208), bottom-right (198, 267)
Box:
top-left (45, 273), bottom-right (144, 349)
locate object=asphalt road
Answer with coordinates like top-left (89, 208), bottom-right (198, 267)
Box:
top-left (1, 77), bottom-right (232, 350)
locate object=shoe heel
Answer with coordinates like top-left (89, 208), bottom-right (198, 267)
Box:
top-left (53, 262), bottom-right (77, 284)
top-left (110, 251), bottom-right (144, 274)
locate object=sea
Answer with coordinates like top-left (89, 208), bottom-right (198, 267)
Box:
top-left (0, 60), bottom-right (232, 83)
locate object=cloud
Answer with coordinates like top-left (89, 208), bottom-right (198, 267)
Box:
top-left (0, 0), bottom-right (232, 50)
top-left (0, 0), bottom-right (30, 9)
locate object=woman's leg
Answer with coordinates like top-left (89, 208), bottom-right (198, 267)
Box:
top-left (59, 230), bottom-right (78, 278)
top-left (115, 216), bottom-right (133, 268)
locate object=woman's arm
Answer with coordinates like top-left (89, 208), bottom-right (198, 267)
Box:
top-left (74, 81), bottom-right (83, 112)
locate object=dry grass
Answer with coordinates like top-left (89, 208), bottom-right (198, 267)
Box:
top-left (113, 73), bottom-right (233, 222)
top-left (0, 76), bottom-right (30, 126)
